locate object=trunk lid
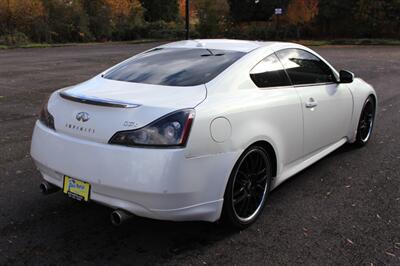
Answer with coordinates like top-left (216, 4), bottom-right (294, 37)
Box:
top-left (48, 76), bottom-right (206, 143)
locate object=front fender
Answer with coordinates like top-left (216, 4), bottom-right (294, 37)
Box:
top-left (347, 78), bottom-right (377, 143)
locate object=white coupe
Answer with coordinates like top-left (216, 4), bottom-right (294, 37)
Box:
top-left (31, 39), bottom-right (377, 228)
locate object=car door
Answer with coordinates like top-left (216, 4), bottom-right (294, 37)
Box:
top-left (276, 48), bottom-right (353, 156)
top-left (249, 52), bottom-right (304, 166)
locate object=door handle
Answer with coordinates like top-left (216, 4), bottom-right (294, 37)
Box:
top-left (305, 98), bottom-right (318, 108)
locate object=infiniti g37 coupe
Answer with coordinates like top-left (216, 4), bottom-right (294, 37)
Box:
top-left (31, 39), bottom-right (377, 228)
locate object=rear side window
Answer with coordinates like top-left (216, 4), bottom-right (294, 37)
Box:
top-left (104, 48), bottom-right (245, 86)
top-left (276, 48), bottom-right (335, 85)
top-left (250, 53), bottom-right (291, 88)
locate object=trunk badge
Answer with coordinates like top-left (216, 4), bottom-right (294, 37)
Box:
top-left (76, 112), bottom-right (90, 122)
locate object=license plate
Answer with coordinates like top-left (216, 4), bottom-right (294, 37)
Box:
top-left (63, 176), bottom-right (90, 202)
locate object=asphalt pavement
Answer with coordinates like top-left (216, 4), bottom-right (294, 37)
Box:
top-left (0, 42), bottom-right (399, 265)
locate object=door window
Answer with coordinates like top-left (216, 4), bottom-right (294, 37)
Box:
top-left (276, 49), bottom-right (335, 85)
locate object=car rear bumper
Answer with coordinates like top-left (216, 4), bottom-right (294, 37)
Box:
top-left (30, 121), bottom-right (240, 222)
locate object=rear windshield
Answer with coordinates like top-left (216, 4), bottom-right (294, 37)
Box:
top-left (103, 48), bottom-right (245, 86)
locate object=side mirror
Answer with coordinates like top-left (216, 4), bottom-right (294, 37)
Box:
top-left (339, 70), bottom-right (354, 83)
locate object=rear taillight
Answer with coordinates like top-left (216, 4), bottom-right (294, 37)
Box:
top-left (39, 101), bottom-right (55, 130)
top-left (109, 109), bottom-right (195, 148)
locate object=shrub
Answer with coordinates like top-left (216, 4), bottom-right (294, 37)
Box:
top-left (142, 21), bottom-right (184, 39)
top-left (0, 32), bottom-right (31, 46)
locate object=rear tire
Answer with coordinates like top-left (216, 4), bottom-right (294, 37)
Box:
top-left (221, 146), bottom-right (272, 230)
top-left (354, 96), bottom-right (376, 147)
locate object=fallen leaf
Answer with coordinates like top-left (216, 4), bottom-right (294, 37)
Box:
top-left (385, 251), bottom-right (396, 257)
top-left (346, 239), bottom-right (354, 245)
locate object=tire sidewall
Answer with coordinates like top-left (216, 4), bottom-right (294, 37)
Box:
top-left (222, 145), bottom-right (273, 229)
top-left (355, 96), bottom-right (376, 146)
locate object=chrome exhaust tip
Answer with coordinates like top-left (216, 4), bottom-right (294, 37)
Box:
top-left (110, 209), bottom-right (132, 226)
top-left (40, 181), bottom-right (60, 195)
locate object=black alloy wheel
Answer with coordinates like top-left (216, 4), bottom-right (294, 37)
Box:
top-left (355, 96), bottom-right (376, 146)
top-left (222, 146), bottom-right (272, 229)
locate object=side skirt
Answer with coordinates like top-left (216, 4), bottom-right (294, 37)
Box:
top-left (272, 138), bottom-right (347, 189)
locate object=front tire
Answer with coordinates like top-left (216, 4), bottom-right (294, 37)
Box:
top-left (221, 146), bottom-right (272, 229)
top-left (354, 96), bottom-right (376, 147)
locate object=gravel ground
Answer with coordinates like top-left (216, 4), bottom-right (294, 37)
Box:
top-left (0, 43), bottom-right (399, 265)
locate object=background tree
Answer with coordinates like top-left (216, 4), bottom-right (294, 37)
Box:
top-left (82, 0), bottom-right (112, 41)
top-left (286, 0), bottom-right (318, 39)
top-left (106, 0), bottom-right (144, 40)
top-left (354, 0), bottom-right (400, 38)
top-left (140, 0), bottom-right (179, 22)
top-left (42, 0), bottom-right (92, 43)
top-left (228, 0), bottom-right (289, 22)
top-left (316, 0), bottom-right (356, 38)
top-left (1, 0), bottom-right (400, 46)
top-left (195, 0), bottom-right (229, 38)
top-left (0, 0), bottom-right (45, 43)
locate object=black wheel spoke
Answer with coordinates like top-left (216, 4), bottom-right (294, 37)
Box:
top-left (238, 196), bottom-right (249, 216)
top-left (256, 184), bottom-right (265, 191)
top-left (250, 194), bottom-right (259, 213)
top-left (234, 190), bottom-right (247, 204)
top-left (256, 172), bottom-right (268, 184)
top-left (256, 168), bottom-right (266, 176)
top-left (234, 186), bottom-right (245, 196)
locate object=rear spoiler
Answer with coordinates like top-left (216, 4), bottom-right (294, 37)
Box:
top-left (59, 91), bottom-right (140, 108)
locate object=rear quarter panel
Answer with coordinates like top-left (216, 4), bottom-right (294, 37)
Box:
top-left (186, 46), bottom-right (304, 182)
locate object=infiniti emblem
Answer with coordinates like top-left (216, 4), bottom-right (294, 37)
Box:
top-left (76, 112), bottom-right (90, 122)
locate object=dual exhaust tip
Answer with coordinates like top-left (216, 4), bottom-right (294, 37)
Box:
top-left (40, 181), bottom-right (132, 226)
top-left (40, 181), bottom-right (60, 195)
top-left (110, 209), bottom-right (132, 226)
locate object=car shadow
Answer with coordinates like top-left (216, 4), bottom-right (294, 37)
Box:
top-left (9, 196), bottom-right (236, 265)
top-left (10, 144), bottom-right (363, 265)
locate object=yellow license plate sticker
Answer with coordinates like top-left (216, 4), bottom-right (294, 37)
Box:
top-left (63, 176), bottom-right (90, 202)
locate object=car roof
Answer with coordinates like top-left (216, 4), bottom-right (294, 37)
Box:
top-left (159, 39), bottom-right (288, 53)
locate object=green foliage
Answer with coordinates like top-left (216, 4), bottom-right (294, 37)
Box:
top-left (110, 2), bottom-right (145, 41)
top-left (315, 0), bottom-right (400, 38)
top-left (140, 0), bottom-right (179, 22)
top-left (354, 0), bottom-right (400, 38)
top-left (196, 0), bottom-right (229, 38)
top-left (142, 21), bottom-right (184, 39)
top-left (0, 32), bottom-right (30, 45)
top-left (82, 0), bottom-right (112, 41)
top-left (42, 0), bottom-right (93, 43)
top-left (316, 0), bottom-right (357, 37)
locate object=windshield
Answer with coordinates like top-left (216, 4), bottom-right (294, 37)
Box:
top-left (103, 48), bottom-right (245, 86)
